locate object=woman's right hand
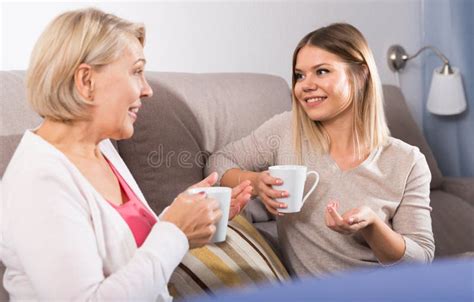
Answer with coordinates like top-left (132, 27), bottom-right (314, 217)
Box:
top-left (253, 171), bottom-right (288, 216)
top-left (161, 191), bottom-right (222, 249)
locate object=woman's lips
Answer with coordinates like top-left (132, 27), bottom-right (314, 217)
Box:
top-left (303, 96), bottom-right (327, 107)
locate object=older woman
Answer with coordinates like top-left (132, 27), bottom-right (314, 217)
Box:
top-left (0, 8), bottom-right (252, 301)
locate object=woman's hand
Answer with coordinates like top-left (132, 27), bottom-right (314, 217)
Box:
top-left (253, 171), bottom-right (288, 216)
top-left (325, 201), bottom-right (377, 235)
top-left (191, 172), bottom-right (253, 220)
top-left (162, 191), bottom-right (222, 249)
top-left (162, 173), bottom-right (222, 249)
top-left (228, 180), bottom-right (253, 220)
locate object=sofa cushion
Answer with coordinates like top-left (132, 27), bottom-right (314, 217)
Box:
top-left (0, 135), bottom-right (23, 178)
top-left (168, 215), bottom-right (289, 300)
top-left (383, 85), bottom-right (443, 189)
top-left (430, 190), bottom-right (474, 257)
top-left (118, 72), bottom-right (291, 213)
top-left (0, 71), bottom-right (42, 178)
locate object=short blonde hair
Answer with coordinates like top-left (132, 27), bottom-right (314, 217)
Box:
top-left (26, 8), bottom-right (145, 122)
top-left (291, 23), bottom-right (389, 161)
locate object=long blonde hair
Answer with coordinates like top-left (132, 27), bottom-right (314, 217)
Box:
top-left (26, 8), bottom-right (145, 122)
top-left (291, 23), bottom-right (389, 162)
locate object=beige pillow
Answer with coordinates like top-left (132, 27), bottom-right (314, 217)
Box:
top-left (168, 215), bottom-right (289, 300)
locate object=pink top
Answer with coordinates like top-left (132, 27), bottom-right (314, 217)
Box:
top-left (105, 158), bottom-right (157, 247)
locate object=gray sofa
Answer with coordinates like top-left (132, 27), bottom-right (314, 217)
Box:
top-left (1, 71), bottom-right (473, 299)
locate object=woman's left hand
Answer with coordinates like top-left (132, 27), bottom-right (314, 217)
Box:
top-left (325, 201), bottom-right (376, 235)
top-left (189, 172), bottom-right (252, 221)
top-left (229, 180), bottom-right (253, 220)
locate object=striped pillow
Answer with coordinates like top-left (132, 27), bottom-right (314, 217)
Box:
top-left (168, 215), bottom-right (289, 300)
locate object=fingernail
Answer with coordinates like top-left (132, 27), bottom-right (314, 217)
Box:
top-left (348, 218), bottom-right (354, 224)
top-left (280, 203), bottom-right (286, 208)
top-left (327, 207), bottom-right (332, 213)
top-left (281, 192), bottom-right (285, 197)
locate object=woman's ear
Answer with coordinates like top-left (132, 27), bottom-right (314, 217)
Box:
top-left (74, 63), bottom-right (94, 101)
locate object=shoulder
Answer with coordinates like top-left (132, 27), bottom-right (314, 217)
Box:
top-left (253, 111), bottom-right (291, 136)
top-left (382, 137), bottom-right (426, 163)
top-left (3, 131), bottom-right (69, 181)
top-left (376, 137), bottom-right (430, 183)
top-left (273, 110), bottom-right (292, 125)
top-left (369, 138), bottom-right (431, 194)
top-left (2, 131), bottom-right (84, 204)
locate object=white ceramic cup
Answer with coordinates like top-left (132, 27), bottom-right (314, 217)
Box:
top-left (268, 165), bottom-right (319, 213)
top-left (187, 186), bottom-right (231, 243)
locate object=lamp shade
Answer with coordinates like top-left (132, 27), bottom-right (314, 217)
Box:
top-left (427, 67), bottom-right (467, 115)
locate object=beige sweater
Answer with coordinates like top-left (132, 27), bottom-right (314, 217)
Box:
top-left (206, 111), bottom-right (435, 277)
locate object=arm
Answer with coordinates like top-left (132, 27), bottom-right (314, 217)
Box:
top-left (391, 155), bottom-right (435, 263)
top-left (206, 112), bottom-right (291, 215)
top-left (325, 154), bottom-right (434, 264)
top-left (220, 168), bottom-right (259, 191)
top-left (360, 214), bottom-right (406, 264)
top-left (326, 203), bottom-right (405, 264)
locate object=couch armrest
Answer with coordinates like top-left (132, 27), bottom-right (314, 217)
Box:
top-left (442, 177), bottom-right (474, 206)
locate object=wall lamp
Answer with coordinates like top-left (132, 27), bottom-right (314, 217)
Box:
top-left (387, 45), bottom-right (467, 116)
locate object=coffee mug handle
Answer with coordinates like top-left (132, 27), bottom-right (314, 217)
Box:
top-left (302, 171), bottom-right (320, 204)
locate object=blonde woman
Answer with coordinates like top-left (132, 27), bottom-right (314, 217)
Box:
top-left (1, 8), bottom-right (252, 300)
top-left (207, 23), bottom-right (434, 277)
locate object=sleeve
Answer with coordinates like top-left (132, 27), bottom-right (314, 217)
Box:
top-left (205, 112), bottom-right (290, 184)
top-left (10, 171), bottom-right (188, 301)
top-left (392, 153), bottom-right (435, 263)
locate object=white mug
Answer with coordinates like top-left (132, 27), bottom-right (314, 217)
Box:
top-left (268, 165), bottom-right (319, 213)
top-left (187, 186), bottom-right (231, 243)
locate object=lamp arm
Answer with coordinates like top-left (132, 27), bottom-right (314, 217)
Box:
top-left (407, 46), bottom-right (450, 65)
top-left (387, 44), bottom-right (454, 74)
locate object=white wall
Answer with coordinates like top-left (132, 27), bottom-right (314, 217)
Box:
top-left (0, 0), bottom-right (424, 126)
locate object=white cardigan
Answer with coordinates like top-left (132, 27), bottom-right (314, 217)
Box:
top-left (0, 130), bottom-right (188, 301)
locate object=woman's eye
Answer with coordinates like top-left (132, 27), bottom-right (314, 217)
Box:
top-left (135, 69), bottom-right (144, 75)
top-left (316, 68), bottom-right (329, 75)
top-left (295, 73), bottom-right (304, 81)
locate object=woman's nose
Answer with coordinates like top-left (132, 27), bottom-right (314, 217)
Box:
top-left (141, 78), bottom-right (153, 98)
top-left (302, 77), bottom-right (318, 92)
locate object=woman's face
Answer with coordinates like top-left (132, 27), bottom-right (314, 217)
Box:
top-left (90, 38), bottom-right (153, 140)
top-left (294, 45), bottom-right (352, 123)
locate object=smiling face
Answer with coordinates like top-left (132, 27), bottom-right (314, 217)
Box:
top-left (90, 37), bottom-right (153, 140)
top-left (293, 45), bottom-right (352, 124)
